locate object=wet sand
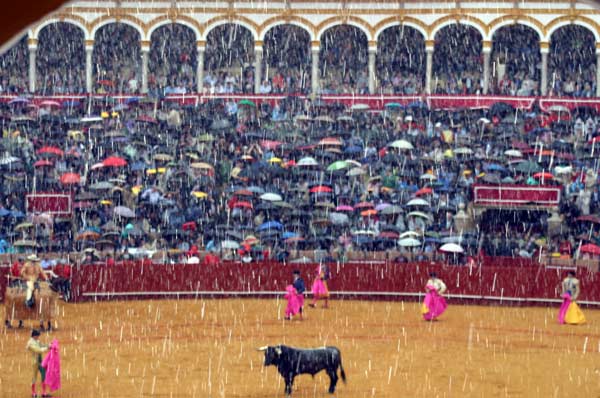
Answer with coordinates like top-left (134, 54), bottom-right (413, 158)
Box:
top-left (2, 298), bottom-right (600, 397)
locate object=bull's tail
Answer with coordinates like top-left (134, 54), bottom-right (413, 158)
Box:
top-left (338, 355), bottom-right (347, 384)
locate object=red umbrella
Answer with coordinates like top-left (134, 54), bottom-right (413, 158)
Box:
top-left (360, 209), bottom-right (378, 217)
top-left (309, 185), bottom-right (333, 193)
top-left (580, 244), bottom-right (600, 255)
top-left (98, 79), bottom-right (114, 87)
top-left (233, 189), bottom-right (253, 197)
top-left (60, 172), bottom-right (81, 185)
top-left (533, 172), bottom-right (554, 180)
top-left (102, 156), bottom-right (127, 167)
top-left (378, 231), bottom-right (399, 239)
top-left (260, 140), bottom-right (283, 150)
top-left (37, 146), bottom-right (64, 157)
top-left (354, 201), bottom-right (374, 209)
top-left (39, 100), bottom-right (61, 108)
top-left (233, 201), bottom-right (253, 209)
top-left (415, 187), bottom-right (433, 196)
top-left (576, 215), bottom-right (600, 224)
top-left (34, 159), bottom-right (54, 168)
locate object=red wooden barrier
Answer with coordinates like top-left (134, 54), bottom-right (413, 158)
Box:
top-left (64, 261), bottom-right (600, 306)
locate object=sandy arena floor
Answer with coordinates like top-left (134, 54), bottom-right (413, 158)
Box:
top-left (2, 298), bottom-right (600, 398)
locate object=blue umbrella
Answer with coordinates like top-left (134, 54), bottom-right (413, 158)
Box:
top-left (258, 221), bottom-right (283, 231)
top-left (282, 231), bottom-right (298, 239)
top-left (0, 208), bottom-right (10, 217)
top-left (62, 100), bottom-right (81, 108)
top-left (130, 161), bottom-right (147, 171)
top-left (125, 97), bottom-right (140, 104)
top-left (408, 101), bottom-right (428, 110)
top-left (10, 210), bottom-right (24, 218)
top-left (344, 145), bottom-right (363, 154)
top-left (484, 164), bottom-right (506, 172)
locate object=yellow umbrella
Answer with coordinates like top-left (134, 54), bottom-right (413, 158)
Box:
top-left (190, 162), bottom-right (214, 170)
top-left (268, 157), bottom-right (282, 163)
top-left (192, 191), bottom-right (208, 199)
top-left (131, 185), bottom-right (142, 196)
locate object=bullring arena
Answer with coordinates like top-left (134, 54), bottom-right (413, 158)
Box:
top-left (4, 0), bottom-right (600, 397)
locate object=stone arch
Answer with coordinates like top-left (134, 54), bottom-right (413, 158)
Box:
top-left (316, 17), bottom-right (373, 41)
top-left (147, 17), bottom-right (201, 42)
top-left (202, 16), bottom-right (259, 42)
top-left (488, 16), bottom-right (544, 42)
top-left (32, 17), bottom-right (89, 41)
top-left (259, 17), bottom-right (315, 41)
top-left (90, 16), bottom-right (145, 41)
top-left (373, 18), bottom-right (428, 42)
top-left (545, 17), bottom-right (600, 42)
top-left (429, 15), bottom-right (487, 41)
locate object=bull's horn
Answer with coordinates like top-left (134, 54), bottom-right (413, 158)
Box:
top-left (256, 346), bottom-right (268, 351)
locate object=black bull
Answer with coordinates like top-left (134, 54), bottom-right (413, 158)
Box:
top-left (258, 345), bottom-right (346, 395)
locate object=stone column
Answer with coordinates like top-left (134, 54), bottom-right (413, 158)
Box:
top-left (85, 40), bottom-right (94, 93)
top-left (425, 40), bottom-right (434, 94)
top-left (483, 40), bottom-right (491, 94)
top-left (28, 38), bottom-right (37, 94)
top-left (540, 42), bottom-right (549, 96)
top-left (197, 42), bottom-right (205, 93)
top-left (311, 40), bottom-right (320, 95)
top-left (254, 41), bottom-right (263, 94)
top-left (141, 42), bottom-right (150, 94)
top-left (596, 45), bottom-right (600, 97)
top-left (368, 44), bottom-right (377, 94)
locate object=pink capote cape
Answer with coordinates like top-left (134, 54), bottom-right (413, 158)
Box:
top-left (42, 339), bottom-right (61, 391)
top-left (558, 292), bottom-right (586, 325)
top-left (312, 265), bottom-right (329, 297)
top-left (422, 284), bottom-right (448, 321)
top-left (557, 293), bottom-right (571, 324)
top-left (284, 285), bottom-right (301, 317)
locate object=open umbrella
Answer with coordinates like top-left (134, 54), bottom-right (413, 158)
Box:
top-left (388, 140), bottom-right (414, 150)
top-left (260, 193), bottom-right (283, 202)
top-left (513, 161), bottom-right (541, 174)
top-left (37, 146), bottom-right (64, 157)
top-left (406, 198), bottom-right (430, 207)
top-left (579, 244), bottom-right (600, 255)
top-left (102, 156), bottom-right (127, 167)
top-left (439, 243), bottom-right (464, 253)
top-left (60, 172), bottom-right (81, 185)
top-left (220, 240), bottom-right (240, 250)
top-left (114, 206), bottom-right (135, 218)
top-left (398, 238), bottom-right (421, 247)
top-left (34, 159), bottom-right (54, 168)
top-left (258, 221), bottom-right (283, 231)
top-left (238, 99), bottom-right (256, 107)
top-left (326, 160), bottom-right (350, 172)
top-left (297, 157), bottom-right (319, 167)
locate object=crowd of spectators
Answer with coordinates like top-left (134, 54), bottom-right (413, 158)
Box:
top-left (376, 27), bottom-right (425, 95)
top-left (432, 25), bottom-right (483, 95)
top-left (491, 25), bottom-right (540, 96)
top-left (549, 25), bottom-right (597, 98)
top-left (148, 24), bottom-right (197, 95)
top-left (1, 23), bottom-right (599, 97)
top-left (92, 24), bottom-right (141, 94)
top-left (0, 95), bottom-right (599, 265)
top-left (36, 23), bottom-right (86, 95)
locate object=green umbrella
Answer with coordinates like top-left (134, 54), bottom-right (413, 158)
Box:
top-left (238, 99), bottom-right (256, 107)
top-left (513, 160), bottom-right (542, 174)
top-left (326, 160), bottom-right (350, 172)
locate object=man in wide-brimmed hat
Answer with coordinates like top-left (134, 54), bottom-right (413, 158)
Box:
top-left (20, 254), bottom-right (47, 308)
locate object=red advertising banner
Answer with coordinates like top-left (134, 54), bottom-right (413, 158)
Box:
top-left (26, 193), bottom-right (73, 216)
top-left (473, 184), bottom-right (561, 208)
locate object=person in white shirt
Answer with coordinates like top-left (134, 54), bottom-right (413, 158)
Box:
top-left (259, 80), bottom-right (272, 94)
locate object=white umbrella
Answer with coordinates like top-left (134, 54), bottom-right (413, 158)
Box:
top-left (504, 149), bottom-right (523, 157)
top-left (398, 238), bottom-right (421, 247)
top-left (0, 154), bottom-right (20, 165)
top-left (260, 192), bottom-right (283, 202)
top-left (419, 173), bottom-right (437, 181)
top-left (547, 105), bottom-right (569, 113)
top-left (399, 231), bottom-right (420, 238)
top-left (388, 139), bottom-right (414, 150)
top-left (113, 206), bottom-right (135, 218)
top-left (351, 103), bottom-right (370, 111)
top-left (478, 117), bottom-right (491, 124)
top-left (406, 198), bottom-right (430, 207)
top-left (220, 240), bottom-right (240, 249)
top-left (407, 211), bottom-right (430, 220)
top-left (297, 157), bottom-right (319, 167)
top-left (554, 165), bottom-right (573, 174)
top-left (346, 167), bottom-right (366, 176)
top-left (454, 147), bottom-right (473, 155)
top-left (352, 229), bottom-right (377, 236)
top-left (439, 243), bottom-right (464, 253)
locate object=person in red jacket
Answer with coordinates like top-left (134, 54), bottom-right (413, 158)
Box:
top-left (202, 251), bottom-right (220, 266)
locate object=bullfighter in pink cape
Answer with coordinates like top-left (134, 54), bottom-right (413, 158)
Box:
top-left (558, 271), bottom-right (586, 325)
top-left (284, 285), bottom-right (302, 320)
top-left (421, 272), bottom-right (448, 321)
top-left (26, 329), bottom-right (48, 398)
top-left (309, 264), bottom-right (330, 308)
top-left (42, 339), bottom-right (61, 394)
